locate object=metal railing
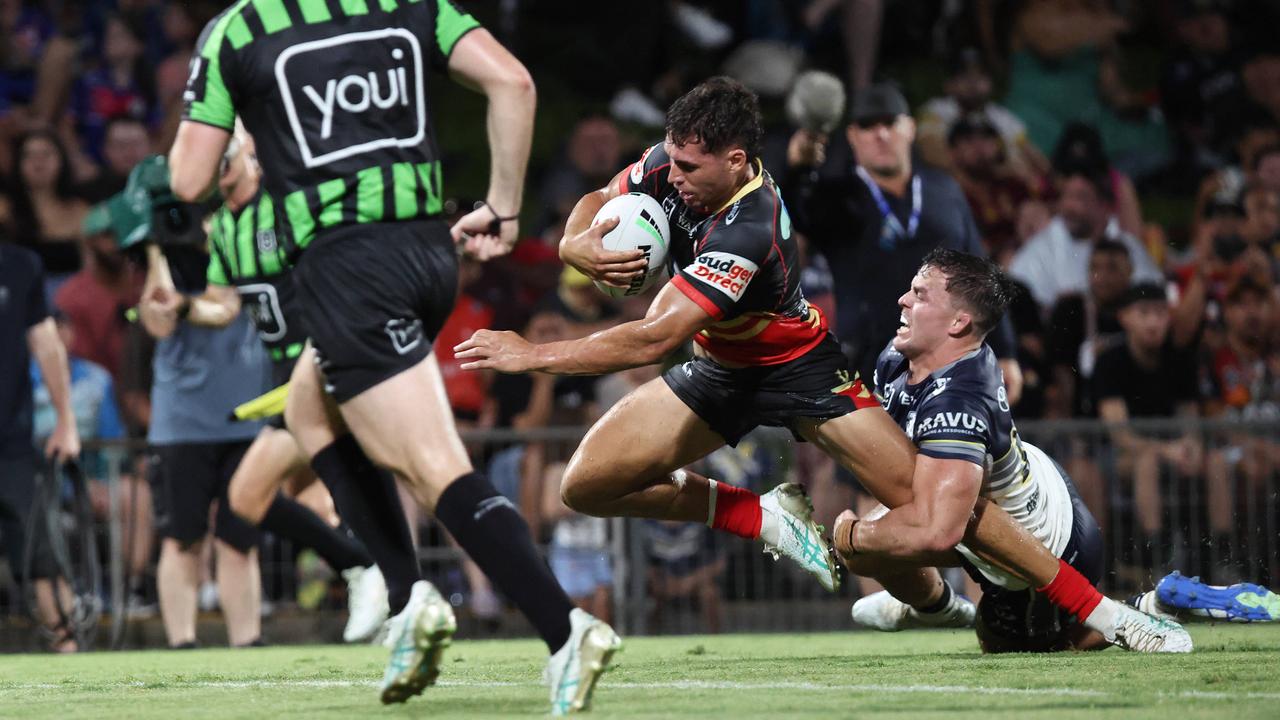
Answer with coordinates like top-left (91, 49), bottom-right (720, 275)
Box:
top-left (1, 419), bottom-right (1276, 649)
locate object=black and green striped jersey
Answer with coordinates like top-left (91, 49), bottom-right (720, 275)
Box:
top-left (183, 0), bottom-right (480, 252)
top-left (207, 192), bottom-right (307, 364)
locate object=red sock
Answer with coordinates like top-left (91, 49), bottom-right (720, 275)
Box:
top-left (1037, 558), bottom-right (1103, 621)
top-left (709, 481), bottom-right (762, 539)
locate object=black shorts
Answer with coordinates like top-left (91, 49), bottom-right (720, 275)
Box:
top-left (662, 333), bottom-right (879, 447)
top-left (0, 453), bottom-right (56, 580)
top-left (293, 220), bottom-right (458, 403)
top-left (149, 441), bottom-right (258, 553)
top-left (967, 464), bottom-right (1105, 652)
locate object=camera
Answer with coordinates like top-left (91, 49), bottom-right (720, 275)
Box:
top-left (98, 155), bottom-right (211, 251)
top-left (149, 199), bottom-right (207, 248)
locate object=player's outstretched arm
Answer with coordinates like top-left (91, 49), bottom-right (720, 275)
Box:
top-left (559, 169), bottom-right (648, 288)
top-left (835, 455), bottom-right (982, 560)
top-left (455, 282), bottom-right (712, 375)
top-left (446, 29), bottom-right (535, 259)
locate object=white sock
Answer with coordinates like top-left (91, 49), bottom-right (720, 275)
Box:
top-left (705, 477), bottom-right (717, 527)
top-left (758, 500), bottom-right (779, 546)
top-left (1082, 596), bottom-right (1121, 642)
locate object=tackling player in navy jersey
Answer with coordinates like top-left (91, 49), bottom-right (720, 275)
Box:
top-left (834, 248), bottom-right (1192, 652)
top-left (457, 79), bottom-right (1146, 635)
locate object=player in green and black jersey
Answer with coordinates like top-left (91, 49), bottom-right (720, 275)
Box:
top-left (180, 130), bottom-right (390, 642)
top-left (168, 2), bottom-right (617, 711)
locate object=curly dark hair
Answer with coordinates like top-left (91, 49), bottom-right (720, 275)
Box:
top-left (665, 76), bottom-right (763, 160)
top-left (920, 248), bottom-right (1014, 337)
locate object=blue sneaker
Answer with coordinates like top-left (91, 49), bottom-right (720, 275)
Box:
top-left (1155, 571), bottom-right (1280, 622)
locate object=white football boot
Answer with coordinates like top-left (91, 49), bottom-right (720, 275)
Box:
top-left (546, 608), bottom-right (622, 716)
top-left (759, 483), bottom-right (840, 592)
top-left (851, 589), bottom-right (976, 631)
top-left (1104, 599), bottom-right (1193, 653)
top-left (342, 565), bottom-right (390, 643)
top-left (379, 580), bottom-right (457, 704)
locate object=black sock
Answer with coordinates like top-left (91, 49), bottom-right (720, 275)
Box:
top-left (435, 472), bottom-right (574, 653)
top-left (259, 493), bottom-right (374, 572)
top-left (916, 581), bottom-right (953, 615)
top-left (312, 435), bottom-right (420, 614)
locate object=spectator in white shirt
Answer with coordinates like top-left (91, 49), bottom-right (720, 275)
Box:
top-left (1009, 166), bottom-right (1163, 311)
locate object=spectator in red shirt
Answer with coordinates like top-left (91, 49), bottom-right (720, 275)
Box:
top-left (434, 258), bottom-right (496, 428)
top-left (53, 195), bottom-right (143, 379)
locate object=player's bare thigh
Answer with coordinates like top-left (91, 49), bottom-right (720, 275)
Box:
top-left (337, 352), bottom-right (473, 510)
top-left (561, 376), bottom-right (724, 513)
top-left (793, 406), bottom-right (918, 508)
top-left (284, 345), bottom-right (347, 458)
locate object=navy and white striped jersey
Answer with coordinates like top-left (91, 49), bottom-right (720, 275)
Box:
top-left (875, 342), bottom-right (1073, 577)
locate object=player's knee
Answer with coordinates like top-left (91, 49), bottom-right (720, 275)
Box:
top-left (227, 478), bottom-right (261, 524)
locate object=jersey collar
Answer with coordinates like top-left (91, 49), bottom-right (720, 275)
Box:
top-left (714, 160), bottom-right (765, 215)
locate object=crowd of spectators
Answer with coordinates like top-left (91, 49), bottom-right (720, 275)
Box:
top-left (2, 0), bottom-right (1279, 639)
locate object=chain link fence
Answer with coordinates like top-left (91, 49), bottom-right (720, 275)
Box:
top-left (1, 420), bottom-right (1276, 648)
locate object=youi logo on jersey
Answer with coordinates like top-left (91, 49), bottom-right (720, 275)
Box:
top-left (275, 29), bottom-right (425, 168)
top-left (686, 251), bottom-right (758, 301)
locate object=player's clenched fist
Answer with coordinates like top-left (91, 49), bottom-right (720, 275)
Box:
top-left (451, 203), bottom-right (519, 261)
top-left (454, 329), bottom-right (535, 373)
top-left (559, 216), bottom-right (647, 288)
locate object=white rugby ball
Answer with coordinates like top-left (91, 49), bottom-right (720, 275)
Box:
top-left (591, 192), bottom-right (670, 298)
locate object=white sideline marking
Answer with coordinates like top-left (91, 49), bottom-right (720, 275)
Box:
top-left (5, 678), bottom-right (1279, 700)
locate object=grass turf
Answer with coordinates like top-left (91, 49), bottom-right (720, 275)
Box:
top-left (1, 625), bottom-right (1278, 718)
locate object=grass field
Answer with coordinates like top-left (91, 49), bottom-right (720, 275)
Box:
top-left (1, 625), bottom-right (1278, 719)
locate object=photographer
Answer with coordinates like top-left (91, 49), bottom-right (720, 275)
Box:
top-left (785, 82), bottom-right (1024, 398)
top-left (1, 243), bottom-right (81, 652)
top-left (127, 159), bottom-right (271, 648)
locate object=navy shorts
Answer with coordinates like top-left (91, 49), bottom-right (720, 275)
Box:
top-left (967, 463), bottom-right (1105, 652)
top-left (662, 334), bottom-right (879, 447)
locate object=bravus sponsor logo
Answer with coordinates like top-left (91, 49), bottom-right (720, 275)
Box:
top-left (915, 411), bottom-right (988, 436)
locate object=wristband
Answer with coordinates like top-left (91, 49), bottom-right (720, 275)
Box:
top-left (176, 296), bottom-right (192, 321)
top-left (481, 200), bottom-right (519, 236)
top-left (840, 518), bottom-right (860, 555)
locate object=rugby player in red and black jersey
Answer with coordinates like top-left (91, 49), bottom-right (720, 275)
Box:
top-left (456, 78), bottom-right (1111, 608)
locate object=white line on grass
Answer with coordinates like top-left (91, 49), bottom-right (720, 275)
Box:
top-left (6, 679), bottom-right (1278, 700)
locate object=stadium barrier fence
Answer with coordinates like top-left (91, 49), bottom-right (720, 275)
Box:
top-left (0, 419), bottom-right (1275, 648)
